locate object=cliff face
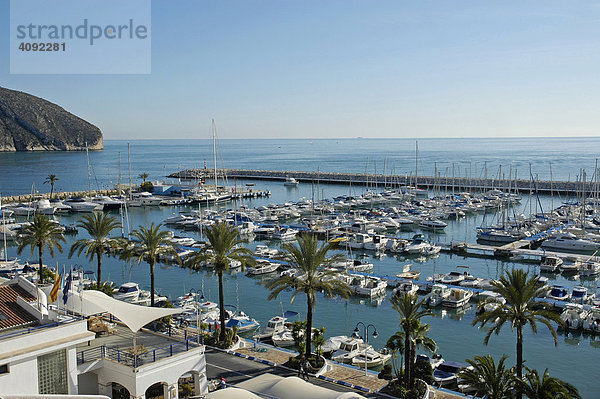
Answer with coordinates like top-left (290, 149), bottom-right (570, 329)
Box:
top-left (0, 86), bottom-right (103, 151)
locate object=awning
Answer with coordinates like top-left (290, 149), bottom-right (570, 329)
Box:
top-left (235, 373), bottom-right (367, 399)
top-left (59, 289), bottom-right (183, 333)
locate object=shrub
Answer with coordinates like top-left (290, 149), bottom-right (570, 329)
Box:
top-left (413, 358), bottom-right (433, 384)
top-left (379, 364), bottom-right (394, 381)
top-left (140, 181), bottom-right (154, 192)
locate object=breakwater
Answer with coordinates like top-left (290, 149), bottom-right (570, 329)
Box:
top-left (1, 189), bottom-right (119, 205)
top-left (169, 168), bottom-right (594, 195)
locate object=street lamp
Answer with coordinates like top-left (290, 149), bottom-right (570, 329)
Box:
top-left (353, 322), bottom-right (378, 377)
top-left (188, 289), bottom-right (205, 344)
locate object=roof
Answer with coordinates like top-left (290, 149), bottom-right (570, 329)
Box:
top-left (60, 290), bottom-right (184, 333)
top-left (0, 284), bottom-right (37, 331)
top-left (236, 373), bottom-right (367, 399)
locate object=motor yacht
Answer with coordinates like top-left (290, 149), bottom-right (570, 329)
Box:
top-left (540, 255), bottom-right (562, 273)
top-left (351, 347), bottom-right (392, 368)
top-left (331, 337), bottom-right (365, 364)
top-left (442, 287), bottom-right (473, 308)
top-left (541, 233), bottom-right (600, 252)
top-left (426, 284), bottom-right (450, 307)
top-left (246, 259), bottom-right (279, 275)
top-left (561, 303), bottom-right (586, 330)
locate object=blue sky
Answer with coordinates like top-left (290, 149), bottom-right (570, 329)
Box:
top-left (1, 0), bottom-right (600, 139)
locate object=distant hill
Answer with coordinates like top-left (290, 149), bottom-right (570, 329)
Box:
top-left (0, 86), bottom-right (103, 151)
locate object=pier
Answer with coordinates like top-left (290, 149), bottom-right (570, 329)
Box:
top-left (169, 168), bottom-right (596, 195)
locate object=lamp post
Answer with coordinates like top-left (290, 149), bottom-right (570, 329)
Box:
top-left (353, 322), bottom-right (378, 377)
top-left (189, 288), bottom-right (205, 344)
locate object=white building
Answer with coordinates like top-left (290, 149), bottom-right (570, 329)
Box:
top-left (0, 277), bottom-right (208, 398)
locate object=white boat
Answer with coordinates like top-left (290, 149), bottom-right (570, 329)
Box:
top-left (254, 244), bottom-right (279, 258)
top-left (271, 330), bottom-right (295, 347)
top-left (570, 286), bottom-right (595, 304)
top-left (396, 264), bottom-right (421, 280)
top-left (442, 287), bottom-right (473, 308)
top-left (113, 282), bottom-right (143, 303)
top-left (49, 199), bottom-right (72, 213)
top-left (63, 197), bottom-right (103, 212)
top-left (345, 259), bottom-right (374, 273)
top-left (560, 303), bottom-right (586, 330)
top-left (560, 257), bottom-right (583, 274)
top-left (392, 280), bottom-right (419, 297)
top-left (128, 192), bottom-right (162, 207)
top-left (90, 195), bottom-right (124, 210)
top-left (236, 221), bottom-right (257, 235)
top-left (225, 311), bottom-right (260, 333)
top-left (546, 285), bottom-right (570, 301)
top-left (254, 313), bottom-right (295, 341)
top-left (426, 284), bottom-right (450, 307)
top-left (322, 335), bottom-right (351, 355)
top-left (34, 199), bottom-right (56, 215)
top-left (419, 218), bottom-right (447, 230)
top-left (579, 260), bottom-right (600, 277)
top-left (246, 259), bottom-right (279, 275)
top-left (352, 276), bottom-right (387, 298)
top-left (363, 235), bottom-right (388, 252)
top-left (476, 291), bottom-right (505, 315)
top-left (272, 227), bottom-right (298, 240)
top-left (347, 233), bottom-right (373, 250)
top-left (434, 361), bottom-right (470, 386)
top-left (540, 255), bottom-right (562, 273)
top-left (439, 267), bottom-right (474, 285)
top-left (283, 177), bottom-right (299, 187)
top-left (541, 233), bottom-right (600, 252)
top-left (351, 347), bottom-right (392, 368)
top-left (331, 337), bottom-right (365, 364)
top-left (582, 307), bottom-right (600, 332)
top-left (405, 234), bottom-right (431, 254)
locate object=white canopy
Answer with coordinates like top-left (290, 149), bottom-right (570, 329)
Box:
top-left (235, 374), bottom-right (367, 399)
top-left (58, 289), bottom-right (183, 333)
top-left (206, 388), bottom-right (262, 399)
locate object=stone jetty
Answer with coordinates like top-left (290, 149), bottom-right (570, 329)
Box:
top-left (169, 168), bottom-right (594, 195)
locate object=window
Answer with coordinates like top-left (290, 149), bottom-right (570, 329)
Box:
top-left (0, 364), bottom-right (8, 374)
top-left (37, 350), bottom-right (68, 394)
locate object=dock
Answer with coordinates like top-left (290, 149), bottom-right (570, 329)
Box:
top-left (169, 168), bottom-right (596, 195)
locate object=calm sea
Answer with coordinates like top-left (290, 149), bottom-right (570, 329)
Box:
top-left (1, 137), bottom-right (600, 196)
top-left (1, 137), bottom-right (599, 397)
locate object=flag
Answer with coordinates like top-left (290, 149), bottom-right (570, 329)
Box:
top-left (49, 272), bottom-right (62, 302)
top-left (63, 272), bottom-right (72, 305)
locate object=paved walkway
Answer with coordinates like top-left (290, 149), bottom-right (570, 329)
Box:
top-left (236, 339), bottom-right (388, 392)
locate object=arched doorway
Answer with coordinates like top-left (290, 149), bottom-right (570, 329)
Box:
top-left (145, 382), bottom-right (166, 399)
top-left (178, 371), bottom-right (198, 398)
top-left (111, 382), bottom-right (130, 399)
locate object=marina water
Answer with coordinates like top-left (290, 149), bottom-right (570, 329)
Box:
top-left (1, 137), bottom-right (599, 397)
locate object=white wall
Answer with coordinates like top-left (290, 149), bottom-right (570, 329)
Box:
top-left (0, 357), bottom-right (39, 394)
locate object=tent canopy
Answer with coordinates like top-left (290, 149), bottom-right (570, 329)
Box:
top-left (236, 373), bottom-right (366, 399)
top-left (60, 289), bottom-right (183, 333)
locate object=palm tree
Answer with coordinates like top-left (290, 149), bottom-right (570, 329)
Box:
top-left (408, 321), bottom-right (437, 375)
top-left (385, 331), bottom-right (405, 379)
top-left (184, 222), bottom-right (254, 342)
top-left (43, 174), bottom-right (59, 200)
top-left (17, 214), bottom-right (65, 284)
top-left (390, 292), bottom-right (433, 388)
top-left (473, 269), bottom-right (562, 396)
top-left (120, 222), bottom-right (180, 306)
top-left (459, 355), bottom-right (516, 399)
top-left (517, 367), bottom-right (581, 399)
top-left (265, 233), bottom-right (351, 359)
top-left (69, 212), bottom-right (121, 286)
top-left (138, 172), bottom-right (149, 182)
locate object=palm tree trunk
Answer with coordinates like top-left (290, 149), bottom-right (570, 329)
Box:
top-left (38, 244), bottom-right (44, 284)
top-left (409, 341), bottom-right (416, 388)
top-left (404, 328), bottom-right (410, 387)
top-left (150, 261), bottom-right (155, 306)
top-left (97, 250), bottom-right (102, 286)
top-left (305, 293), bottom-right (313, 359)
top-left (516, 325), bottom-right (523, 399)
top-left (218, 270), bottom-right (226, 342)
top-left (50, 183), bottom-right (54, 200)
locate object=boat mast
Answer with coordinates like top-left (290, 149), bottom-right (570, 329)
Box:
top-left (212, 119), bottom-right (218, 193)
top-left (128, 143), bottom-right (132, 199)
top-left (415, 141), bottom-right (418, 189)
top-left (86, 143), bottom-right (91, 195)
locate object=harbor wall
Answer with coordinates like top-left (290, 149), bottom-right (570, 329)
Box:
top-left (169, 168), bottom-right (593, 195)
